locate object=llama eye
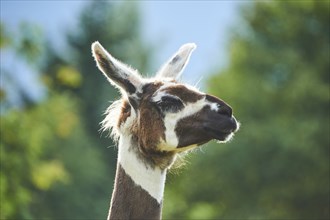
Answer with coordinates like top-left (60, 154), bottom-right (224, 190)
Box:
top-left (156, 96), bottom-right (184, 113)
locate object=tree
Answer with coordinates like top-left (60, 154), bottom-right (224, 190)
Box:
top-left (163, 1), bottom-right (329, 219)
top-left (0, 94), bottom-right (96, 219)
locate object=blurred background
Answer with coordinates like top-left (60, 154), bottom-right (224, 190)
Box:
top-left (0, 1), bottom-right (329, 219)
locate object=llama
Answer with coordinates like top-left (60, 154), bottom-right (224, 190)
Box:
top-left (91, 42), bottom-right (239, 220)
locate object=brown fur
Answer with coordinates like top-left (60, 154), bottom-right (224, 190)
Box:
top-left (163, 84), bottom-right (203, 103)
top-left (130, 135), bottom-right (176, 170)
top-left (109, 164), bottom-right (162, 219)
top-left (135, 82), bottom-right (177, 169)
top-left (117, 100), bottom-right (131, 128)
top-left (115, 81), bottom-right (177, 169)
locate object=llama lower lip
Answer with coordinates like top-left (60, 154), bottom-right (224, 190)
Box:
top-left (215, 132), bottom-right (231, 141)
top-left (206, 127), bottom-right (232, 141)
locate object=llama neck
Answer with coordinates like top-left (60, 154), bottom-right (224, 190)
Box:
top-left (108, 135), bottom-right (166, 220)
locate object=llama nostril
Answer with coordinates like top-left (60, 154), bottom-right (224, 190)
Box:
top-left (218, 105), bottom-right (232, 117)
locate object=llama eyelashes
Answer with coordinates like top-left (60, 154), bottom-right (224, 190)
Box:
top-left (154, 95), bottom-right (184, 113)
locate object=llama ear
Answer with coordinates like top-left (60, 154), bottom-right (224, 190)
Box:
top-left (92, 41), bottom-right (143, 94)
top-left (156, 43), bottom-right (196, 80)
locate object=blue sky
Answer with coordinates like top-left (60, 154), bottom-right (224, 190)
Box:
top-left (1, 1), bottom-right (243, 108)
top-left (140, 1), bottom-right (242, 83)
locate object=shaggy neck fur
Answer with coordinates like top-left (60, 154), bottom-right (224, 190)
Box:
top-left (108, 135), bottom-right (166, 220)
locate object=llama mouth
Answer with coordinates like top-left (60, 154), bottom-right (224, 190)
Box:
top-left (204, 117), bottom-right (238, 142)
top-left (209, 129), bottom-right (233, 142)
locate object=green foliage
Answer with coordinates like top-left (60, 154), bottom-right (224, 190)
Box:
top-left (1, 94), bottom-right (110, 220)
top-left (55, 66), bottom-right (82, 88)
top-left (28, 96), bottom-right (109, 219)
top-left (1, 95), bottom-right (76, 218)
top-left (164, 1), bottom-right (329, 219)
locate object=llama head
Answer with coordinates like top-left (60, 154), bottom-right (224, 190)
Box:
top-left (92, 42), bottom-right (239, 168)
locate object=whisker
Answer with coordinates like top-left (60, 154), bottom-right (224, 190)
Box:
top-left (193, 75), bottom-right (204, 90)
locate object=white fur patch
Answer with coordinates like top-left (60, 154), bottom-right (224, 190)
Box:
top-left (209, 102), bottom-right (220, 112)
top-left (118, 135), bottom-right (166, 204)
top-left (152, 90), bottom-right (176, 103)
